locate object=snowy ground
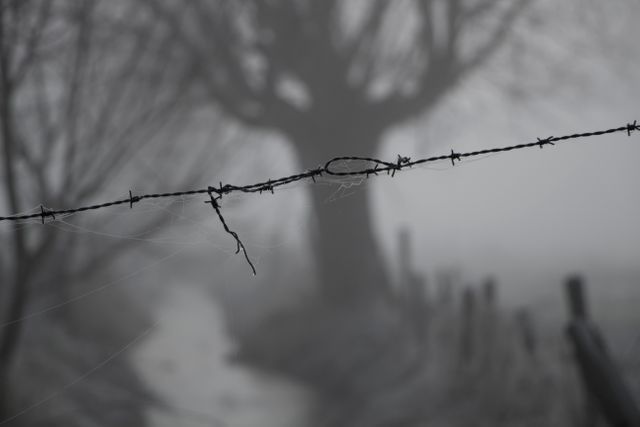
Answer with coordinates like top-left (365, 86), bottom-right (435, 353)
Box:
top-left (135, 285), bottom-right (312, 427)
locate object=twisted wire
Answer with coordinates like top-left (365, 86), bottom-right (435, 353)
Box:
top-left (1, 120), bottom-right (637, 273)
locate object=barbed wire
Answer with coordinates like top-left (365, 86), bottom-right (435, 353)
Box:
top-left (1, 120), bottom-right (638, 274)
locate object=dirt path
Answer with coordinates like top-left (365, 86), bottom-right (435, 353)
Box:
top-left (135, 285), bottom-right (312, 427)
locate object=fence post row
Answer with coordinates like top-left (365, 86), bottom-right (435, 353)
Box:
top-left (564, 275), bottom-right (640, 427)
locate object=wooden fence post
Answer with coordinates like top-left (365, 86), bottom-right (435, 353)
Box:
top-left (459, 286), bottom-right (476, 367)
top-left (397, 228), bottom-right (411, 289)
top-left (566, 275), bottom-right (589, 320)
top-left (564, 275), bottom-right (640, 427)
top-left (483, 278), bottom-right (496, 308)
top-left (515, 308), bottom-right (537, 358)
top-left (481, 278), bottom-right (498, 371)
top-left (397, 229), bottom-right (429, 344)
top-left (436, 270), bottom-right (455, 307)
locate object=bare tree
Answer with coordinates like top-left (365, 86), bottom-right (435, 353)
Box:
top-left (0, 1), bottom-right (207, 423)
top-left (145, 0), bottom-right (529, 302)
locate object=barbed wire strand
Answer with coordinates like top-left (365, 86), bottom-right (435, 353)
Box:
top-left (1, 121), bottom-right (638, 274)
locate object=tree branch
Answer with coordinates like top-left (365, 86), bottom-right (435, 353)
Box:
top-left (371, 0), bottom-right (529, 124)
top-left (12, 0), bottom-right (51, 86)
top-left (459, 0), bottom-right (531, 74)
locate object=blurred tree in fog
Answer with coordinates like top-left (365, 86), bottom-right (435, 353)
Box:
top-left (146, 0), bottom-right (529, 302)
top-left (0, 1), bottom-right (204, 423)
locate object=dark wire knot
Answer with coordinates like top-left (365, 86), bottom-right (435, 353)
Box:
top-left (309, 168), bottom-right (319, 183)
top-left (40, 205), bottom-right (55, 224)
top-left (391, 154), bottom-right (411, 178)
top-left (128, 190), bottom-right (141, 209)
top-left (450, 149), bottom-right (461, 166)
top-left (205, 186), bottom-right (221, 208)
top-left (366, 164), bottom-right (380, 178)
top-left (397, 155), bottom-right (411, 165)
top-left (260, 180), bottom-right (275, 194)
top-left (627, 120), bottom-right (639, 136)
top-left (537, 136), bottom-right (555, 149)
top-left (390, 155), bottom-right (411, 177)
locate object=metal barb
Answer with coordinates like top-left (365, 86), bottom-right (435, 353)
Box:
top-left (397, 155), bottom-right (411, 165)
top-left (129, 190), bottom-right (141, 209)
top-left (537, 136), bottom-right (555, 149)
top-left (450, 149), bottom-right (461, 166)
top-left (39, 205), bottom-right (54, 224)
top-left (366, 164), bottom-right (379, 178)
top-left (390, 155), bottom-right (411, 177)
top-left (205, 186), bottom-right (221, 207)
top-left (260, 180), bottom-right (274, 194)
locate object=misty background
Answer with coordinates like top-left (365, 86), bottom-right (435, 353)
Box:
top-left (0, 0), bottom-right (639, 426)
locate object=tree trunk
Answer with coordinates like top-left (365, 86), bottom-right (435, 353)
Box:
top-left (0, 20), bottom-right (30, 417)
top-left (293, 125), bottom-right (391, 304)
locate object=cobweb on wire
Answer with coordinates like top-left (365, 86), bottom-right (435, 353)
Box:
top-left (0, 147), bottom-right (312, 328)
top-left (0, 160), bottom-right (314, 425)
top-left (0, 196), bottom-right (238, 425)
top-left (3, 149), bottom-right (350, 337)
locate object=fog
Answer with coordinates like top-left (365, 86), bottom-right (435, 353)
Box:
top-left (1, 1), bottom-right (639, 426)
